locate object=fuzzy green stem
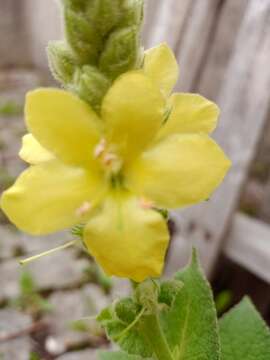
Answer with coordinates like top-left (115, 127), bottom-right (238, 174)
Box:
top-left (141, 313), bottom-right (174, 360)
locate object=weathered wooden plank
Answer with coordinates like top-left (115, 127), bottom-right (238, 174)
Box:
top-left (176, 0), bottom-right (224, 92)
top-left (142, 0), bottom-right (161, 48)
top-left (225, 213), bottom-right (270, 284)
top-left (143, 0), bottom-right (192, 50)
top-left (23, 0), bottom-right (62, 70)
top-left (197, 0), bottom-right (248, 100)
top-left (173, 0), bottom-right (270, 275)
top-left (0, 0), bottom-right (31, 67)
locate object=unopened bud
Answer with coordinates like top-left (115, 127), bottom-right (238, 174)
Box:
top-left (135, 280), bottom-right (159, 313)
top-left (158, 280), bottom-right (183, 307)
top-left (120, 0), bottom-right (144, 28)
top-left (64, 7), bottom-right (102, 64)
top-left (74, 65), bottom-right (111, 112)
top-left (115, 297), bottom-right (142, 324)
top-left (47, 41), bottom-right (76, 85)
top-left (86, 0), bottom-right (123, 37)
top-left (99, 26), bottom-right (141, 80)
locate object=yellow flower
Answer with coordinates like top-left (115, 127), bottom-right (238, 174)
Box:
top-left (0, 44), bottom-right (230, 282)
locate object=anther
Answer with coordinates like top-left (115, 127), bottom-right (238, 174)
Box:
top-left (94, 138), bottom-right (106, 158)
top-left (76, 201), bottom-right (92, 217)
top-left (139, 198), bottom-right (154, 210)
top-left (103, 153), bottom-right (118, 166)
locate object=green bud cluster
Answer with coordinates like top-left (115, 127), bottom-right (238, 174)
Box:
top-left (96, 277), bottom-right (183, 350)
top-left (47, 0), bottom-right (144, 112)
top-left (115, 297), bottom-right (142, 324)
top-left (158, 279), bottom-right (183, 307)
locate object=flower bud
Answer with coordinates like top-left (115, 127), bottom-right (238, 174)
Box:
top-left (99, 26), bottom-right (141, 80)
top-left (47, 41), bottom-right (76, 85)
top-left (73, 65), bottom-right (111, 112)
top-left (64, 7), bottom-right (102, 64)
top-left (115, 297), bottom-right (142, 324)
top-left (86, 0), bottom-right (123, 37)
top-left (158, 279), bottom-right (183, 307)
top-left (120, 0), bottom-right (144, 28)
top-left (135, 280), bottom-right (159, 313)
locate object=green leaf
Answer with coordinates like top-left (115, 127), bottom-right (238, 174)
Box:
top-left (99, 351), bottom-right (149, 360)
top-left (98, 250), bottom-right (220, 360)
top-left (160, 249), bottom-right (220, 359)
top-left (219, 297), bottom-right (270, 359)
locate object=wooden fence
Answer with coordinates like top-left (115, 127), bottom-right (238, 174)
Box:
top-left (1, 0), bottom-right (270, 284)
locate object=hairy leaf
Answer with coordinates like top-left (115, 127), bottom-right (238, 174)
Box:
top-left (219, 297), bottom-right (270, 360)
top-left (160, 250), bottom-right (220, 359)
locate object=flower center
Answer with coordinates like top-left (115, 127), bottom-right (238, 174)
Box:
top-left (94, 138), bottom-right (123, 176)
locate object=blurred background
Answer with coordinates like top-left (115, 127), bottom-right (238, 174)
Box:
top-left (0, 0), bottom-right (270, 359)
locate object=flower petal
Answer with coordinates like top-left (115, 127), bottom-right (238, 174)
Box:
top-left (25, 88), bottom-right (101, 167)
top-left (1, 160), bottom-right (105, 235)
top-left (126, 134), bottom-right (231, 209)
top-left (84, 192), bottom-right (169, 282)
top-left (157, 93), bottom-right (220, 140)
top-left (19, 134), bottom-right (54, 164)
top-left (101, 71), bottom-right (166, 162)
top-left (143, 43), bottom-right (179, 97)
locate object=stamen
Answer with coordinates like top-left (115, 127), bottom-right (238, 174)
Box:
top-left (19, 239), bottom-right (79, 265)
top-left (139, 197), bottom-right (154, 210)
top-left (103, 153), bottom-right (118, 166)
top-left (75, 201), bottom-right (92, 217)
top-left (94, 138), bottom-right (106, 158)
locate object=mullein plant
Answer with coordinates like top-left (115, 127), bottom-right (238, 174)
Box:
top-left (1, 0), bottom-right (270, 358)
